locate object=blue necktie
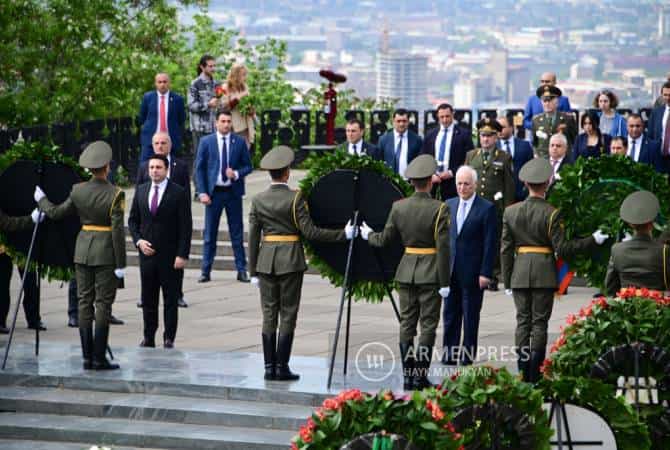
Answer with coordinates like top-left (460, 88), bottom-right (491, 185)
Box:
top-left (438, 128), bottom-right (447, 163)
top-left (221, 136), bottom-right (229, 179)
top-left (395, 133), bottom-right (403, 172)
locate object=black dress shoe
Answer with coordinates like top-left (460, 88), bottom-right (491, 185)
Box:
top-left (164, 339), bottom-right (174, 349)
top-left (139, 339), bottom-right (156, 348)
top-left (488, 282), bottom-right (499, 292)
top-left (237, 271), bottom-right (250, 283)
top-left (0, 325), bottom-right (9, 334)
top-left (27, 321), bottom-right (47, 331)
top-left (177, 298), bottom-right (188, 308)
top-left (136, 300), bottom-right (143, 308)
top-left (109, 315), bottom-right (124, 325)
top-left (198, 274), bottom-right (211, 283)
top-left (68, 316), bottom-right (78, 328)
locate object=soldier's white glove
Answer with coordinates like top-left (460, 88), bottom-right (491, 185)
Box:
top-left (30, 208), bottom-right (45, 223)
top-left (622, 232), bottom-right (633, 242)
top-left (360, 221), bottom-right (373, 240)
top-left (34, 186), bottom-right (46, 202)
top-left (344, 220), bottom-right (357, 240)
top-left (438, 287), bottom-right (450, 298)
top-left (505, 289), bottom-right (513, 296)
top-left (592, 229), bottom-right (609, 245)
top-left (114, 268), bottom-right (125, 279)
top-left (250, 276), bottom-right (259, 287)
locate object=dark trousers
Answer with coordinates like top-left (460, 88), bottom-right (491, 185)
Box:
top-left (397, 283), bottom-right (441, 347)
top-left (258, 271), bottom-right (304, 335)
top-left (176, 268), bottom-right (184, 299)
top-left (442, 274), bottom-right (484, 365)
top-left (140, 256), bottom-right (179, 342)
top-left (0, 254), bottom-right (11, 326)
top-left (68, 278), bottom-right (78, 319)
top-left (76, 264), bottom-right (116, 328)
top-left (202, 187), bottom-right (246, 275)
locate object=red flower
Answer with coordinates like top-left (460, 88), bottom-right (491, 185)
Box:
top-left (337, 388), bottom-right (364, 402)
top-left (579, 304), bottom-right (593, 318)
top-left (307, 418), bottom-right (316, 431)
top-left (444, 421), bottom-right (456, 433)
top-left (383, 390), bottom-right (394, 401)
top-left (214, 84), bottom-right (226, 98)
top-left (291, 442), bottom-right (299, 450)
top-left (315, 408), bottom-right (325, 420)
top-left (596, 297), bottom-right (608, 309)
top-left (566, 314), bottom-right (577, 325)
top-left (539, 358), bottom-right (552, 376)
top-left (322, 398), bottom-right (341, 411)
top-left (299, 425), bottom-right (313, 443)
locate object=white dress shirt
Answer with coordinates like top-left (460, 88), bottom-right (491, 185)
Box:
top-left (662, 106), bottom-right (670, 146)
top-left (155, 90), bottom-right (170, 134)
top-left (457, 195), bottom-right (474, 234)
top-left (501, 138), bottom-right (515, 158)
top-left (550, 156), bottom-right (564, 178)
top-left (215, 132), bottom-right (237, 186)
top-left (148, 177), bottom-right (168, 210)
top-left (394, 130), bottom-right (409, 177)
top-left (349, 140), bottom-right (363, 156)
top-left (434, 125), bottom-right (453, 170)
top-left (628, 136), bottom-right (641, 161)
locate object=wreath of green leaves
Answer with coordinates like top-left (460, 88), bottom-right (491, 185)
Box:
top-left (298, 151), bottom-right (412, 302)
top-left (548, 155), bottom-right (670, 289)
top-left (0, 140), bottom-right (88, 281)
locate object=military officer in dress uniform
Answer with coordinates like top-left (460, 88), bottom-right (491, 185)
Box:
top-left (605, 191), bottom-right (670, 295)
top-left (501, 158), bottom-right (609, 383)
top-left (34, 141), bottom-right (126, 371)
top-left (248, 146), bottom-right (352, 381)
top-left (532, 85), bottom-right (577, 159)
top-left (465, 118), bottom-right (515, 290)
top-left (360, 155), bottom-right (450, 391)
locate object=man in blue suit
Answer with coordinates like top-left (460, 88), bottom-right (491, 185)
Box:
top-left (195, 110), bottom-right (253, 283)
top-left (627, 114), bottom-right (664, 173)
top-left (377, 109), bottom-right (423, 178)
top-left (497, 116), bottom-right (533, 201)
top-left (522, 72), bottom-right (571, 132)
top-left (442, 165), bottom-right (497, 366)
top-left (646, 81), bottom-right (670, 157)
top-left (138, 73), bottom-right (186, 162)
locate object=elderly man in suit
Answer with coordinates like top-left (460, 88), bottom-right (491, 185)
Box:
top-left (138, 73), bottom-right (186, 162)
top-left (442, 165), bottom-right (497, 366)
top-left (423, 103), bottom-right (474, 200)
top-left (339, 119), bottom-right (378, 158)
top-left (627, 114), bottom-right (663, 172)
top-left (497, 116), bottom-right (533, 202)
top-left (547, 133), bottom-right (573, 190)
top-left (129, 154), bottom-right (191, 348)
top-left (377, 109), bottom-right (423, 178)
top-left (136, 131), bottom-right (191, 309)
top-left (195, 110), bottom-right (253, 283)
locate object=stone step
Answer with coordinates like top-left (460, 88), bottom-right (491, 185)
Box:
top-left (0, 439), bottom-right (166, 450)
top-left (124, 226), bottom-right (248, 241)
top-left (0, 412), bottom-right (295, 450)
top-left (124, 237), bottom-right (245, 256)
top-left (0, 386), bottom-right (311, 431)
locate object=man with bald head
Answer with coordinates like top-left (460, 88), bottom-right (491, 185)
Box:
top-left (523, 72), bottom-right (571, 133)
top-left (139, 72), bottom-right (186, 162)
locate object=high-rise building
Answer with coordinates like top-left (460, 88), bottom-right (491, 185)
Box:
top-left (376, 51), bottom-right (428, 112)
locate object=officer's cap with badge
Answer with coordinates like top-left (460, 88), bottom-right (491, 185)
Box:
top-left (536, 85), bottom-right (562, 100)
top-left (519, 158), bottom-right (553, 184)
top-left (620, 190), bottom-right (659, 225)
top-left (405, 154), bottom-right (437, 180)
top-left (476, 117), bottom-right (503, 136)
top-left (260, 145), bottom-right (295, 170)
top-left (79, 141), bottom-right (113, 169)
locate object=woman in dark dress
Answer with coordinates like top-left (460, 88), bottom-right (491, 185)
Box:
top-left (573, 110), bottom-right (611, 159)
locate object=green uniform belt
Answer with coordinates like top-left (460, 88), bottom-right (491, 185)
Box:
top-left (517, 246), bottom-right (552, 254)
top-left (263, 235), bottom-right (300, 242)
top-left (405, 247), bottom-right (437, 255)
top-left (82, 225), bottom-right (112, 232)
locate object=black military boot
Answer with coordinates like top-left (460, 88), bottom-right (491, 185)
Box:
top-left (79, 326), bottom-right (93, 370)
top-left (262, 332), bottom-right (277, 380)
top-left (92, 325), bottom-right (120, 371)
top-left (399, 341), bottom-right (416, 391)
top-left (414, 345), bottom-right (435, 390)
top-left (276, 333), bottom-right (299, 381)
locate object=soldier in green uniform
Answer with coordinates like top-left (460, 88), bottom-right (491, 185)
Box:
top-left (465, 118), bottom-right (515, 290)
top-left (360, 155), bottom-right (450, 390)
top-left (501, 158), bottom-right (608, 382)
top-left (605, 191), bottom-right (670, 295)
top-left (532, 85), bottom-right (577, 159)
top-left (34, 141), bottom-right (126, 371)
top-left (248, 146), bottom-right (351, 381)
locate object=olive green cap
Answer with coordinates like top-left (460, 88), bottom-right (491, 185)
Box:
top-left (405, 154), bottom-right (437, 179)
top-left (536, 85), bottom-right (562, 99)
top-left (476, 117), bottom-right (502, 135)
top-left (519, 158), bottom-right (553, 183)
top-left (79, 141), bottom-right (113, 169)
top-left (260, 145), bottom-right (295, 170)
top-left (620, 190), bottom-right (659, 225)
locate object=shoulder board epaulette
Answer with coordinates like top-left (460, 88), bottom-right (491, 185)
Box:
top-left (434, 203), bottom-right (446, 242)
top-left (109, 188), bottom-right (124, 217)
top-left (548, 208), bottom-right (559, 238)
top-left (291, 190), bottom-right (302, 229)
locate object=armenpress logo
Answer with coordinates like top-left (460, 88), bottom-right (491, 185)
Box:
top-left (354, 342), bottom-right (396, 382)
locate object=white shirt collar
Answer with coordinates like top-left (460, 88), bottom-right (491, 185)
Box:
top-left (152, 178), bottom-right (168, 190)
top-left (271, 182), bottom-right (289, 186)
top-left (157, 90), bottom-right (169, 98)
top-left (217, 131), bottom-right (230, 140)
top-left (440, 124), bottom-right (452, 132)
top-left (394, 130), bottom-right (406, 139)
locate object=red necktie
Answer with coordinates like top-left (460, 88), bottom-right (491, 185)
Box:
top-left (159, 95), bottom-right (167, 132)
top-left (663, 108), bottom-right (670, 156)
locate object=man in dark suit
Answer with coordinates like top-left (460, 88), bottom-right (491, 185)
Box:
top-left (497, 116), bottom-right (533, 202)
top-left (195, 110), bottom-right (253, 283)
top-left (377, 109), bottom-right (423, 178)
top-left (135, 131), bottom-right (191, 308)
top-left (422, 103), bottom-right (474, 200)
top-left (339, 119), bottom-right (378, 158)
top-left (627, 114), bottom-right (664, 173)
top-left (442, 165), bottom-right (497, 366)
top-left (128, 154), bottom-right (192, 348)
top-left (138, 73), bottom-right (186, 162)
top-left (547, 134), bottom-right (574, 193)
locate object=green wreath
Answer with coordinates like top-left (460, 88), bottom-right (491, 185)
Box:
top-left (0, 140), bottom-right (89, 281)
top-left (548, 155), bottom-right (670, 289)
top-left (298, 151), bottom-right (412, 302)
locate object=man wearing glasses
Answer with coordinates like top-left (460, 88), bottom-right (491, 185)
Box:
top-left (523, 73), bottom-right (571, 134)
top-left (531, 85), bottom-right (577, 159)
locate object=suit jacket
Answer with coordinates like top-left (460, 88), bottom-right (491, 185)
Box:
top-left (377, 129), bottom-right (423, 175)
top-left (248, 185), bottom-right (345, 276)
top-left (532, 111), bottom-right (577, 159)
top-left (605, 235), bottom-right (669, 296)
top-left (497, 137), bottom-right (533, 202)
top-left (422, 125), bottom-right (474, 199)
top-left (448, 195), bottom-right (497, 288)
top-left (337, 141), bottom-right (379, 159)
top-left (194, 132), bottom-right (252, 197)
top-left (647, 105), bottom-right (666, 143)
top-left (138, 91), bottom-right (186, 161)
top-left (128, 181), bottom-right (192, 264)
top-left (546, 155), bottom-right (574, 195)
top-left (634, 136), bottom-right (664, 172)
top-left (368, 192), bottom-right (450, 287)
top-left (136, 156), bottom-right (191, 200)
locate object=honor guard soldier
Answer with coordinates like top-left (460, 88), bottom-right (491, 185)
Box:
top-left (35, 141), bottom-right (126, 371)
top-left (360, 155), bottom-right (450, 390)
top-left (605, 191), bottom-right (670, 295)
top-left (248, 146), bottom-right (352, 381)
top-left (532, 85), bottom-right (577, 159)
top-left (465, 118), bottom-right (515, 290)
top-left (500, 158), bottom-right (608, 383)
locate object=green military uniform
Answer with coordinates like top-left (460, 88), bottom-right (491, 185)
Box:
top-left (249, 146), bottom-right (345, 381)
top-left (605, 191), bottom-right (670, 296)
top-left (501, 158), bottom-right (596, 382)
top-left (38, 141), bottom-right (125, 371)
top-left (366, 154), bottom-right (450, 390)
top-left (465, 118), bottom-right (515, 288)
top-left (0, 210), bottom-right (32, 232)
top-left (532, 86), bottom-right (577, 159)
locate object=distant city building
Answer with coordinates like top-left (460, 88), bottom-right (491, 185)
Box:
top-left (376, 50), bottom-right (428, 112)
top-left (659, 6), bottom-right (670, 40)
top-left (507, 65), bottom-right (530, 104)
